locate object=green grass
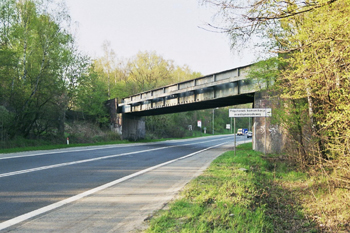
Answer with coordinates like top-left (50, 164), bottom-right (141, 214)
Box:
top-left (0, 133), bottom-right (226, 154)
top-left (145, 143), bottom-right (316, 232)
top-left (0, 140), bottom-right (132, 154)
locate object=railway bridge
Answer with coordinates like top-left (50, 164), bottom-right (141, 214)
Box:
top-left (116, 64), bottom-right (283, 154)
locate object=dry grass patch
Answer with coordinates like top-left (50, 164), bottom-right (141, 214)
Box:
top-left (298, 175), bottom-right (350, 232)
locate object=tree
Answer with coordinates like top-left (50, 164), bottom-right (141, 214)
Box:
top-left (204, 0), bottom-right (350, 187)
top-left (172, 64), bottom-right (202, 83)
top-left (0, 0), bottom-right (88, 139)
top-left (127, 51), bottom-right (174, 93)
top-left (75, 65), bottom-right (109, 125)
top-left (279, 0), bottom-right (350, 168)
top-left (94, 41), bottom-right (116, 98)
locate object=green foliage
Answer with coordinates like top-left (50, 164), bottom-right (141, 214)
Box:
top-left (144, 107), bottom-right (249, 139)
top-left (128, 51), bottom-right (174, 93)
top-left (277, 0), bottom-right (350, 179)
top-left (207, 0), bottom-right (350, 188)
top-left (0, 0), bottom-right (88, 140)
top-left (247, 57), bottom-right (281, 91)
top-left (146, 112), bottom-right (195, 139)
top-left (92, 50), bottom-right (202, 99)
top-left (0, 106), bottom-right (13, 141)
top-left (74, 65), bottom-right (109, 124)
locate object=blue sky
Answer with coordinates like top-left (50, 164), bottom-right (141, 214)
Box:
top-left (66, 0), bottom-right (257, 75)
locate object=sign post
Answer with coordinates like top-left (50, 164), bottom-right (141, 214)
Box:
top-left (229, 108), bottom-right (272, 155)
top-left (234, 117), bottom-right (236, 156)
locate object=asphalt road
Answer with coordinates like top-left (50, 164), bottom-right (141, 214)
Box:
top-left (0, 135), bottom-right (250, 232)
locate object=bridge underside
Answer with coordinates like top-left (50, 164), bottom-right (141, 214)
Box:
top-left (122, 93), bottom-right (255, 117)
top-left (120, 92), bottom-right (255, 141)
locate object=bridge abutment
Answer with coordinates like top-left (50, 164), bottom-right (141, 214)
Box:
top-left (122, 114), bottom-right (145, 141)
top-left (253, 91), bottom-right (286, 154)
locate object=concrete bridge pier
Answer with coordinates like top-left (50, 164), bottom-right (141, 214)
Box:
top-left (122, 114), bottom-right (145, 141)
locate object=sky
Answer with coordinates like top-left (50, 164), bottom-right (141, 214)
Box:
top-left (65, 0), bottom-right (257, 75)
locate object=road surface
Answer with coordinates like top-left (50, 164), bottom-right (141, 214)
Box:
top-left (0, 135), bottom-right (250, 232)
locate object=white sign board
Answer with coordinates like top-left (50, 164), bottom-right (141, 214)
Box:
top-left (229, 108), bottom-right (272, 118)
top-left (226, 124), bottom-right (230, 129)
top-left (197, 120), bottom-right (202, 128)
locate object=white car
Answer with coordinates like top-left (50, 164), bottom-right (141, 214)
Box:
top-left (247, 131), bottom-right (252, 138)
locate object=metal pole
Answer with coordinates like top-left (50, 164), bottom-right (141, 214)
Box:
top-left (253, 118), bottom-right (256, 150)
top-left (212, 109), bottom-right (214, 135)
top-left (249, 117), bottom-right (251, 131)
top-left (264, 114), bottom-right (267, 155)
top-left (234, 117), bottom-right (236, 157)
top-left (230, 117), bottom-right (232, 134)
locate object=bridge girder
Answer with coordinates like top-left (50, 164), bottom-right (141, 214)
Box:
top-left (118, 64), bottom-right (262, 117)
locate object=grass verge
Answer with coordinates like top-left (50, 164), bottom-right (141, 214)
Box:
top-left (0, 140), bottom-right (132, 154)
top-left (0, 134), bottom-right (215, 154)
top-left (145, 143), bottom-right (319, 232)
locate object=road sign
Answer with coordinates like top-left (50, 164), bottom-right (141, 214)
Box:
top-left (229, 108), bottom-right (272, 118)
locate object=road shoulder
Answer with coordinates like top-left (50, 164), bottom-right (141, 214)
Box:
top-left (5, 142), bottom-right (240, 233)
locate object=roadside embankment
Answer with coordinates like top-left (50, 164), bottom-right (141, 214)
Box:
top-left (146, 143), bottom-right (349, 232)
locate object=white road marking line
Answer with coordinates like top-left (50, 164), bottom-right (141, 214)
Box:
top-left (0, 141), bottom-right (229, 231)
top-left (0, 137), bottom-right (233, 178)
top-left (0, 146), bottom-right (172, 178)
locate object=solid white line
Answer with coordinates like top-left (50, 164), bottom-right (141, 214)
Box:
top-left (0, 146), bottom-right (175, 178)
top-left (0, 141), bottom-right (229, 231)
top-left (0, 137), bottom-right (233, 178)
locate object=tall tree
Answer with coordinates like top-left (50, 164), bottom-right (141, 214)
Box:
top-left (74, 65), bottom-right (109, 124)
top-left (127, 51), bottom-right (174, 93)
top-left (0, 0), bottom-right (88, 139)
top-left (98, 41), bottom-right (116, 98)
top-left (279, 0), bottom-right (350, 162)
top-left (204, 0), bottom-right (350, 183)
